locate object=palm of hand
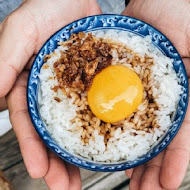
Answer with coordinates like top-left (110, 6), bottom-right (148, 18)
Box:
top-left (123, 0), bottom-right (190, 189)
top-left (0, 0), bottom-right (101, 189)
top-left (0, 0), bottom-right (101, 97)
top-left (123, 0), bottom-right (190, 58)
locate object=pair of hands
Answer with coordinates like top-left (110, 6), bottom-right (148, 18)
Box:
top-left (0, 0), bottom-right (190, 189)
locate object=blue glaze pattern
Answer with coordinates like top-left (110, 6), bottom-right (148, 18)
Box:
top-left (27, 15), bottom-right (188, 171)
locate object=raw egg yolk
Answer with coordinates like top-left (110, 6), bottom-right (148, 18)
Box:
top-left (87, 65), bottom-right (143, 123)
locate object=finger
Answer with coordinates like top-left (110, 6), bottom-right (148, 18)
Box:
top-left (183, 58), bottom-right (190, 78)
top-left (25, 55), bottom-right (36, 70)
top-left (125, 168), bottom-right (134, 178)
top-left (44, 151), bottom-right (70, 190)
top-left (140, 151), bottom-right (165, 190)
top-left (6, 71), bottom-right (48, 178)
top-left (0, 11), bottom-right (36, 98)
top-left (160, 81), bottom-right (190, 190)
top-left (65, 162), bottom-right (82, 190)
top-left (129, 165), bottom-right (145, 190)
top-left (0, 97), bottom-right (7, 111)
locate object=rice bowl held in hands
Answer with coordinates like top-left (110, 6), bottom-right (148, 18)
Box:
top-left (38, 29), bottom-right (182, 162)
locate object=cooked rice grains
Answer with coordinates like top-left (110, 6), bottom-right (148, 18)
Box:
top-left (39, 30), bottom-right (182, 162)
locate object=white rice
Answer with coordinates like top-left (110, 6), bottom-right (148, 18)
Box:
top-left (39, 30), bottom-right (182, 162)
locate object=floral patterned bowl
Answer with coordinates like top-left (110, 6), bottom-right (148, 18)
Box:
top-left (27, 14), bottom-right (188, 171)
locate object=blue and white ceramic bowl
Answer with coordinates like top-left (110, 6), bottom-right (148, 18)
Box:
top-left (27, 14), bottom-right (188, 171)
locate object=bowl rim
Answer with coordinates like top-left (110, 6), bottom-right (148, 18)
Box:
top-left (27, 14), bottom-right (189, 171)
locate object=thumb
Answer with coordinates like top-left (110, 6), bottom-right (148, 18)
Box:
top-left (0, 10), bottom-right (36, 98)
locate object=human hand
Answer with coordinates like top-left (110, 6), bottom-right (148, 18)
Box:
top-left (0, 97), bottom-right (7, 112)
top-left (122, 0), bottom-right (190, 189)
top-left (0, 0), bottom-right (101, 189)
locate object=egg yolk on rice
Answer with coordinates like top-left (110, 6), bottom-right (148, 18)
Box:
top-left (87, 65), bottom-right (143, 123)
